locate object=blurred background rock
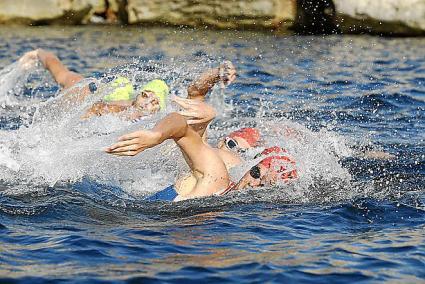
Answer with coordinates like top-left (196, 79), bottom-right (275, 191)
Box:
top-left (0, 0), bottom-right (423, 36)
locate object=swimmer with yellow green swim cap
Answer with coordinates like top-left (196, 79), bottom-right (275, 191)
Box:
top-left (77, 76), bottom-right (169, 119)
top-left (139, 79), bottom-right (169, 110)
top-left (73, 75), bottom-right (169, 120)
top-left (103, 76), bottom-right (135, 102)
top-left (17, 49), bottom-right (232, 121)
top-left (103, 76), bottom-right (169, 110)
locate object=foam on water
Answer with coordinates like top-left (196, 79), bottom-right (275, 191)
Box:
top-left (0, 62), bottom-right (27, 106)
top-left (0, 60), bottom-right (200, 194)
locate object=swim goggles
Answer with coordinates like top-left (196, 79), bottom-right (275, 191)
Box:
top-left (224, 137), bottom-right (246, 153)
top-left (249, 165), bottom-right (261, 179)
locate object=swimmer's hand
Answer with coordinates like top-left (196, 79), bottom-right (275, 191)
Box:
top-left (173, 96), bottom-right (217, 124)
top-left (105, 130), bottom-right (162, 156)
top-left (18, 50), bottom-right (39, 70)
top-left (219, 61), bottom-right (236, 88)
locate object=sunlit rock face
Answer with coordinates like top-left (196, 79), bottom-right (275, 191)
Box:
top-left (0, 0), bottom-right (424, 36)
top-left (0, 0), bottom-right (102, 24)
top-left (334, 0), bottom-right (425, 36)
top-left (126, 0), bottom-right (296, 30)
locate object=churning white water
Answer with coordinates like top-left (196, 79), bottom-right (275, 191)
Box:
top-left (0, 58), bottom-right (358, 203)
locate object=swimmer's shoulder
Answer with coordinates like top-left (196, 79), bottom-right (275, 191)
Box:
top-left (215, 148), bottom-right (243, 169)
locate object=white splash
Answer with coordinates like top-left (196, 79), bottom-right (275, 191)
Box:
top-left (0, 59), bottom-right (357, 203)
top-left (0, 144), bottom-right (20, 172)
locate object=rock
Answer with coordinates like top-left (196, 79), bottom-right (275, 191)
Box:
top-left (87, 0), bottom-right (127, 24)
top-left (1, 0), bottom-right (423, 36)
top-left (126, 0), bottom-right (296, 30)
top-left (293, 0), bottom-right (338, 34)
top-left (0, 0), bottom-right (99, 25)
top-left (333, 0), bottom-right (425, 36)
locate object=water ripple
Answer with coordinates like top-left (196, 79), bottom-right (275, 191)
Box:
top-left (0, 27), bottom-right (424, 282)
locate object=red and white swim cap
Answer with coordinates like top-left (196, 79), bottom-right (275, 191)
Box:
top-left (228, 127), bottom-right (260, 147)
top-left (257, 146), bottom-right (298, 181)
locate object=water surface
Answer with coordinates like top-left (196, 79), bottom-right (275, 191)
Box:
top-left (0, 26), bottom-right (424, 283)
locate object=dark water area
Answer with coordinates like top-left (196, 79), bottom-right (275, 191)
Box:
top-left (0, 26), bottom-right (424, 283)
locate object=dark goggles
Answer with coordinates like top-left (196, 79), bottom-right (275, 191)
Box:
top-left (249, 165), bottom-right (261, 179)
top-left (88, 82), bottom-right (98, 93)
top-left (224, 137), bottom-right (247, 153)
top-left (225, 137), bottom-right (238, 149)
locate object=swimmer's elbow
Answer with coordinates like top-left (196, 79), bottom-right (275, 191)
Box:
top-left (187, 85), bottom-right (202, 98)
top-left (153, 112), bottom-right (188, 141)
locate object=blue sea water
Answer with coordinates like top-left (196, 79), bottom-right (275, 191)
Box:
top-left (0, 26), bottom-right (424, 283)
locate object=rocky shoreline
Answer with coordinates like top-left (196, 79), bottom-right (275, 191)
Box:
top-left (0, 0), bottom-right (424, 36)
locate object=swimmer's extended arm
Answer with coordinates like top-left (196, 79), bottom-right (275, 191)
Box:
top-left (178, 61), bottom-right (235, 139)
top-left (19, 49), bottom-right (92, 103)
top-left (106, 113), bottom-right (199, 156)
top-left (187, 68), bottom-right (220, 100)
top-left (106, 113), bottom-right (229, 198)
top-left (34, 49), bottom-right (105, 104)
top-left (35, 49), bottom-right (84, 89)
top-left (187, 61), bottom-right (236, 100)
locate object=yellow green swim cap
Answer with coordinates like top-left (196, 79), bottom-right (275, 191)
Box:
top-left (141, 79), bottom-right (169, 110)
top-left (103, 76), bottom-right (134, 102)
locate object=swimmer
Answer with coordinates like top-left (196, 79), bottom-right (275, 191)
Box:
top-left (106, 94), bottom-right (298, 201)
top-left (17, 49), bottom-right (235, 120)
top-left (106, 110), bottom-right (297, 201)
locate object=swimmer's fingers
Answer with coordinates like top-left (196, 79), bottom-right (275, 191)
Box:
top-left (19, 50), bottom-right (38, 62)
top-left (174, 97), bottom-right (207, 120)
top-left (106, 142), bottom-right (140, 153)
top-left (106, 138), bottom-right (139, 152)
top-left (18, 50), bottom-right (39, 70)
top-left (108, 146), bottom-right (145, 156)
top-left (177, 104), bottom-right (216, 124)
top-left (174, 95), bottom-right (199, 105)
top-left (108, 149), bottom-right (144, 156)
top-left (179, 113), bottom-right (208, 124)
top-left (106, 143), bottom-right (150, 156)
top-left (117, 130), bottom-right (147, 141)
top-left (106, 130), bottom-right (161, 156)
top-left (177, 109), bottom-right (202, 124)
top-left (186, 119), bottom-right (205, 125)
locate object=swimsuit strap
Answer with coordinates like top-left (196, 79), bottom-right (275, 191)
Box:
top-left (215, 181), bottom-right (236, 196)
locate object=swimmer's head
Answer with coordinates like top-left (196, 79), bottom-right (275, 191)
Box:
top-left (132, 79), bottom-right (169, 114)
top-left (235, 146), bottom-right (298, 190)
top-left (218, 127), bottom-right (260, 151)
top-left (140, 79), bottom-right (169, 110)
top-left (133, 90), bottom-right (161, 114)
top-left (103, 76), bottom-right (134, 102)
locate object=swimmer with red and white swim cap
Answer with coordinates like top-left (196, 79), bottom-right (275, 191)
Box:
top-left (233, 146), bottom-right (297, 190)
top-left (107, 115), bottom-right (298, 202)
top-left (218, 127), bottom-right (261, 151)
